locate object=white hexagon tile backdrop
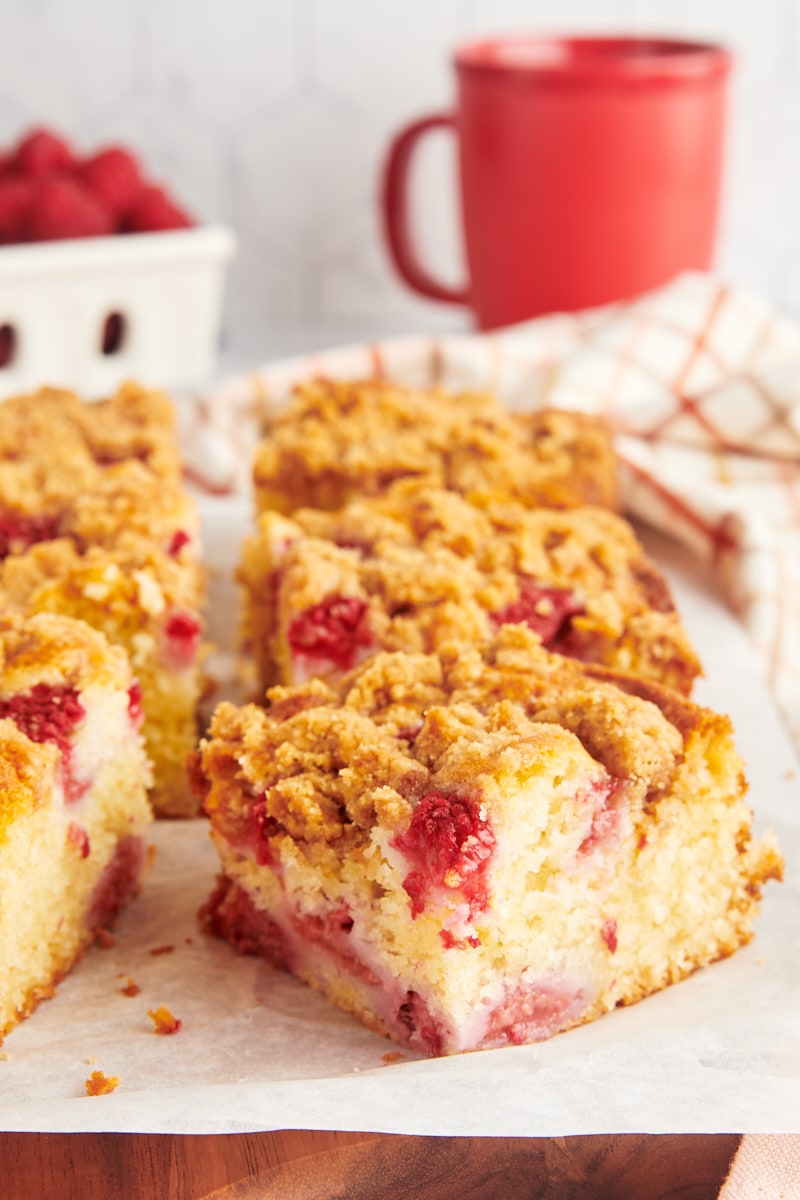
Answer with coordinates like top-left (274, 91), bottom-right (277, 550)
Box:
top-left (0, 0), bottom-right (799, 364)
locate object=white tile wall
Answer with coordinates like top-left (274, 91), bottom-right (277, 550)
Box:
top-left (1, 0), bottom-right (799, 357)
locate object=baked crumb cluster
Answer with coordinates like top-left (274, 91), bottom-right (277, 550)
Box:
top-left (0, 610), bottom-right (152, 1039)
top-left (253, 378), bottom-right (619, 515)
top-left (196, 375), bottom-right (782, 1056)
top-left (239, 479), bottom-right (701, 696)
top-left (0, 383), bottom-right (204, 816)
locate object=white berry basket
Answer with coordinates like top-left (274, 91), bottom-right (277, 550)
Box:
top-left (0, 224), bottom-right (236, 400)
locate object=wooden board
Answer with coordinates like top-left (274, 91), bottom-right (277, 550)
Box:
top-left (3, 1131), bottom-right (741, 1199)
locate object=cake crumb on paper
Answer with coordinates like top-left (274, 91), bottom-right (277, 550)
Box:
top-left (85, 1070), bottom-right (120, 1096)
top-left (148, 1005), bottom-right (182, 1035)
top-left (120, 977), bottom-right (141, 997)
top-left (149, 944), bottom-right (175, 956)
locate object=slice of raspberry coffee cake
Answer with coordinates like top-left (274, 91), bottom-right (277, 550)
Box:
top-left (193, 626), bottom-right (780, 1057)
top-left (253, 378), bottom-right (618, 516)
top-left (0, 612), bottom-right (152, 1040)
top-left (0, 383), bottom-right (204, 816)
top-left (239, 481), bottom-right (700, 697)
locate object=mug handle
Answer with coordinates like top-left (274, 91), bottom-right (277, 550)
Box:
top-left (381, 114), bottom-right (469, 305)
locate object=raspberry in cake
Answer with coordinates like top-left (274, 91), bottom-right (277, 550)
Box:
top-left (238, 481), bottom-right (701, 697)
top-left (0, 612), bottom-right (153, 1040)
top-left (252, 378), bottom-right (618, 516)
top-left (0, 536), bottom-right (204, 817)
top-left (193, 625), bottom-right (781, 1057)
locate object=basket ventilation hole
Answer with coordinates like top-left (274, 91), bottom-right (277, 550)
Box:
top-left (0, 324), bottom-right (17, 369)
top-left (101, 312), bottom-right (127, 356)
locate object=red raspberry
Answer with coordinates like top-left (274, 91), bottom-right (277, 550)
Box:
top-left (397, 991), bottom-right (443, 1056)
top-left (576, 778), bottom-right (622, 857)
top-left (125, 183), bottom-right (194, 233)
top-left (24, 175), bottom-right (114, 242)
top-left (0, 510), bottom-right (60, 558)
top-left (248, 798), bottom-right (280, 867)
top-left (80, 146), bottom-right (142, 222)
top-left (0, 682), bottom-right (85, 753)
top-left (601, 918), bottom-right (618, 954)
top-left (67, 822), bottom-right (91, 859)
top-left (12, 128), bottom-right (74, 177)
top-left (0, 683), bottom-right (89, 803)
top-left (491, 582), bottom-right (583, 648)
top-left (163, 610), bottom-right (201, 669)
top-left (167, 529), bottom-right (191, 556)
top-left (393, 791), bottom-right (496, 919)
top-left (0, 175), bottom-right (34, 243)
top-left (127, 682), bottom-right (144, 727)
top-left (288, 595), bottom-right (372, 671)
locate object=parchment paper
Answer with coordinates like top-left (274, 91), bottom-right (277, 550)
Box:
top-left (0, 504), bottom-right (797, 1136)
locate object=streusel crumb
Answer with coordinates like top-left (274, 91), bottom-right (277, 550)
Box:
top-left (239, 479), bottom-right (700, 696)
top-left (253, 378), bottom-right (618, 515)
top-left (85, 1070), bottom-right (120, 1096)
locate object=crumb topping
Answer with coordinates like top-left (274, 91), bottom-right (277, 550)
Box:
top-left (0, 610), bottom-right (130, 695)
top-left (199, 627), bottom-right (691, 863)
top-left (241, 481), bottom-right (701, 694)
top-left (253, 378), bottom-right (618, 514)
top-left (0, 385), bottom-right (198, 561)
top-left (0, 539), bottom-right (203, 661)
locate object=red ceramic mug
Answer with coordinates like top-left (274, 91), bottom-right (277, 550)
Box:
top-left (382, 35), bottom-right (732, 330)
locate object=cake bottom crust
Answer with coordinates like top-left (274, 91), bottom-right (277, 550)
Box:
top-left (202, 874), bottom-right (611, 1057)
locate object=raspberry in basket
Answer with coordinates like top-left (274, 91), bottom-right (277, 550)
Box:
top-left (126, 183), bottom-right (193, 233)
top-left (11, 127), bottom-right (74, 177)
top-left (80, 146), bottom-right (142, 221)
top-left (25, 175), bottom-right (114, 242)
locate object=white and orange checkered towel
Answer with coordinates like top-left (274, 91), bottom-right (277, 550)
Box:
top-left (720, 1134), bottom-right (800, 1198)
top-left (195, 271), bottom-right (800, 760)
